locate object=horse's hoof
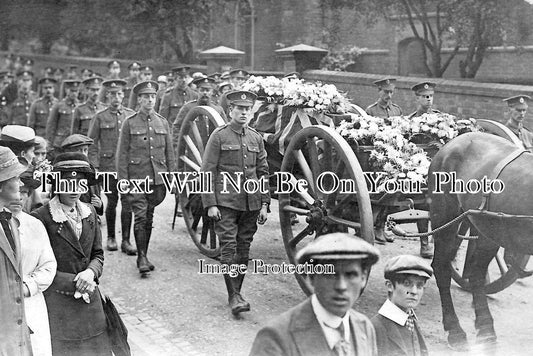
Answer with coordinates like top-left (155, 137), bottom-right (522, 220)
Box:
top-left (447, 331), bottom-right (469, 351)
top-left (476, 330), bottom-right (497, 345)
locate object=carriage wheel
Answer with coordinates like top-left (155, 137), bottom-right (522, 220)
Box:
top-left (476, 119), bottom-right (525, 148)
top-left (450, 221), bottom-right (530, 294)
top-left (176, 106), bottom-right (226, 258)
top-left (279, 126), bottom-right (374, 295)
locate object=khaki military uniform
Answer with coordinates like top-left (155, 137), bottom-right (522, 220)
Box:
top-left (28, 96), bottom-right (58, 137)
top-left (201, 122), bottom-right (270, 265)
top-left (123, 77), bottom-right (137, 107)
top-left (408, 108), bottom-right (441, 119)
top-left (0, 96), bottom-right (11, 128)
top-left (9, 91), bottom-right (36, 126)
top-left (46, 97), bottom-right (78, 150)
top-left (158, 86), bottom-right (196, 126)
top-left (71, 100), bottom-right (105, 136)
top-left (506, 120), bottom-right (533, 149)
top-left (365, 101), bottom-right (403, 118)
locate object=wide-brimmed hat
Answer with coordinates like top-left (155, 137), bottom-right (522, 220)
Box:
top-left (0, 146), bottom-right (28, 182)
top-left (0, 125), bottom-right (38, 150)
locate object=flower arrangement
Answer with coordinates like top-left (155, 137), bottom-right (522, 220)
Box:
top-left (241, 76), bottom-right (285, 103)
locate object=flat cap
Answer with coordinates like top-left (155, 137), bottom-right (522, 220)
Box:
top-left (412, 81), bottom-right (436, 95)
top-left (384, 254), bottom-right (433, 279)
top-left (61, 134), bottom-right (94, 149)
top-left (503, 95), bottom-right (531, 108)
top-left (53, 152), bottom-right (94, 175)
top-left (107, 60), bottom-right (120, 68)
top-left (296, 232), bottom-right (380, 265)
top-left (193, 76), bottom-right (215, 88)
top-left (38, 77), bottom-right (57, 85)
top-left (0, 125), bottom-right (37, 147)
top-left (229, 68), bottom-right (249, 78)
top-left (82, 76), bottom-right (104, 89)
top-left (373, 77), bottom-right (396, 90)
top-left (133, 80), bottom-right (158, 95)
top-left (226, 90), bottom-right (257, 107)
top-left (63, 79), bottom-right (81, 89)
top-left (128, 62), bottom-right (141, 70)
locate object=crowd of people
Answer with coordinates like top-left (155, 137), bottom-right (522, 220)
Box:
top-left (0, 52), bottom-right (530, 356)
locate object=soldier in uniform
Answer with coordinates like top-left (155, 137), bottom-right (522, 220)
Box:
top-left (154, 75), bottom-right (168, 113)
top-left (66, 64), bottom-right (78, 80)
top-left (46, 79), bottom-right (80, 160)
top-left (0, 95), bottom-right (10, 128)
top-left (201, 90), bottom-right (269, 315)
top-left (52, 68), bottom-right (63, 98)
top-left (219, 69), bottom-right (249, 115)
top-left (9, 71), bottom-right (36, 126)
top-left (22, 58), bottom-right (33, 73)
top-left (124, 62), bottom-right (141, 107)
top-left (158, 66), bottom-right (196, 126)
top-left (80, 68), bottom-right (93, 81)
top-left (366, 78), bottom-right (403, 119)
top-left (128, 66), bottom-right (155, 110)
top-left (503, 95), bottom-right (533, 149)
top-left (107, 60), bottom-right (121, 80)
top-left (71, 76), bottom-right (105, 136)
top-left (88, 79), bottom-right (136, 254)
top-left (28, 77), bottom-right (58, 137)
top-left (408, 81), bottom-right (440, 119)
top-left (208, 72), bottom-right (222, 83)
top-left (117, 81), bottom-right (175, 274)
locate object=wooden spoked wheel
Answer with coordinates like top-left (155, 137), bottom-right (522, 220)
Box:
top-left (451, 221), bottom-right (531, 294)
top-left (176, 106), bottom-right (226, 258)
top-left (279, 126), bottom-right (374, 295)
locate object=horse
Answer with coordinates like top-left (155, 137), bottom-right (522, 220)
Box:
top-left (428, 131), bottom-right (533, 349)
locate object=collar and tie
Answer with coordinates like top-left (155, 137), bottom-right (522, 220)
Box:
top-left (405, 309), bottom-right (416, 332)
top-left (332, 323), bottom-right (350, 356)
top-left (0, 210), bottom-right (15, 254)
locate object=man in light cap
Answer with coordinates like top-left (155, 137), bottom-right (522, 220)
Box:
top-left (159, 66), bottom-right (195, 126)
top-left (117, 80), bottom-right (175, 275)
top-left (88, 79), bottom-right (136, 254)
top-left (9, 70), bottom-right (36, 126)
top-left (202, 90), bottom-right (269, 316)
top-left (372, 254), bottom-right (433, 356)
top-left (0, 125), bottom-right (38, 165)
top-left (0, 146), bottom-right (34, 355)
top-left (366, 78), bottom-right (403, 119)
top-left (249, 232), bottom-right (379, 355)
top-left (29, 77), bottom-right (58, 137)
top-left (46, 79), bottom-right (81, 160)
top-left (71, 77), bottom-right (105, 136)
top-left (503, 94), bottom-right (533, 149)
top-left (408, 81), bottom-right (440, 119)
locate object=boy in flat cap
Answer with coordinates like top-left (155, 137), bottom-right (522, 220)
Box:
top-left (72, 77), bottom-right (105, 136)
top-left (88, 79), bottom-right (136, 254)
top-left (372, 255), bottom-right (433, 356)
top-left (9, 71), bottom-right (36, 126)
top-left (117, 80), bottom-right (175, 274)
top-left (29, 77), bottom-right (58, 137)
top-left (46, 80), bottom-right (81, 160)
top-left (503, 95), bottom-right (533, 149)
top-left (159, 66), bottom-right (196, 126)
top-left (366, 78), bottom-right (403, 119)
top-left (201, 90), bottom-right (269, 316)
top-left (249, 232), bottom-right (380, 356)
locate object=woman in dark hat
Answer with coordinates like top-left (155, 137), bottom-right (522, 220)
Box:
top-left (31, 152), bottom-right (112, 355)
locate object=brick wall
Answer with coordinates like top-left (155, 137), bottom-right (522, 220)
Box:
top-left (303, 70), bottom-right (533, 126)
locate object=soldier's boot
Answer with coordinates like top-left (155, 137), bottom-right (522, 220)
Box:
top-left (106, 207), bottom-right (118, 251)
top-left (420, 236), bottom-right (434, 259)
top-left (233, 272), bottom-right (250, 313)
top-left (120, 211), bottom-right (136, 255)
top-left (134, 229), bottom-right (150, 274)
top-left (145, 227), bottom-right (155, 271)
top-left (223, 274), bottom-right (241, 314)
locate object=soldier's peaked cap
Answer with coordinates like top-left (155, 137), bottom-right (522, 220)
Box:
top-left (102, 79), bottom-right (127, 91)
top-left (107, 60), bottom-right (120, 68)
top-left (227, 90), bottom-right (256, 107)
top-left (373, 77), bottom-right (396, 89)
top-left (229, 68), bottom-right (249, 78)
top-left (384, 254), bottom-right (433, 279)
top-left (82, 76), bottom-right (104, 88)
top-left (503, 95), bottom-right (531, 107)
top-left (128, 62), bottom-right (141, 70)
top-left (172, 66), bottom-right (190, 74)
top-left (17, 71), bottom-right (34, 78)
top-left (63, 79), bottom-right (81, 88)
top-left (296, 232), bottom-right (380, 265)
top-left (38, 77), bottom-right (57, 85)
top-left (412, 81), bottom-right (436, 95)
top-left (193, 76), bottom-right (215, 88)
top-left (133, 80), bottom-right (159, 95)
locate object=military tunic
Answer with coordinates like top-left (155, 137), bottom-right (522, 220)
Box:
top-left (171, 100), bottom-right (227, 150)
top-left (407, 108), bottom-right (441, 119)
top-left (158, 86), bottom-right (196, 125)
top-left (28, 96), bottom-right (58, 137)
top-left (506, 119), bottom-right (533, 149)
top-left (71, 101), bottom-right (105, 136)
top-left (9, 91), bottom-right (36, 126)
top-left (123, 77), bottom-right (137, 107)
top-left (365, 101), bottom-right (403, 118)
top-left (0, 96), bottom-right (11, 128)
top-left (201, 122), bottom-right (270, 265)
top-left (46, 97), bottom-right (78, 149)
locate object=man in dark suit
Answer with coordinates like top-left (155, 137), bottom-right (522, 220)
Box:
top-left (249, 232), bottom-right (380, 356)
top-left (371, 255), bottom-right (433, 356)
